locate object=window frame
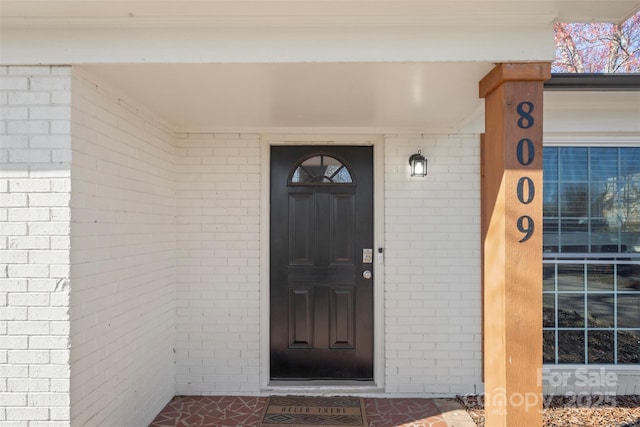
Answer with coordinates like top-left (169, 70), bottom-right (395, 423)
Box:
top-left (543, 138), bottom-right (640, 366)
top-left (288, 153), bottom-right (355, 186)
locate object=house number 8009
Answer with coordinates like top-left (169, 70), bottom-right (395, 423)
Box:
top-left (516, 101), bottom-right (535, 243)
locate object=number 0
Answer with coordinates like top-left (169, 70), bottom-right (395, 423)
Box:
top-left (517, 138), bottom-right (535, 166)
top-left (517, 177), bottom-right (535, 204)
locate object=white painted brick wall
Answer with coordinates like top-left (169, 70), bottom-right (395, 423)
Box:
top-left (174, 133), bottom-right (261, 395)
top-left (69, 69), bottom-right (176, 426)
top-left (383, 134), bottom-right (483, 395)
top-left (173, 133), bottom-right (483, 396)
top-left (5, 64), bottom-right (634, 423)
top-left (173, 134), bottom-right (483, 396)
top-left (1, 65), bottom-right (72, 426)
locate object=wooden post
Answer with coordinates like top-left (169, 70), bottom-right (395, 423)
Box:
top-left (479, 62), bottom-right (550, 427)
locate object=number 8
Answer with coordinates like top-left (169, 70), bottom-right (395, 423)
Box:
top-left (517, 101), bottom-right (534, 129)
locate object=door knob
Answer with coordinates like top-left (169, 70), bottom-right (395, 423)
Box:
top-left (362, 270), bottom-right (372, 279)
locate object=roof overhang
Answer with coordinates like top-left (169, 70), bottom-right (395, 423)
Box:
top-left (2, 1), bottom-right (638, 65)
top-left (1, 1), bottom-right (637, 132)
top-left (1, 0), bottom-right (638, 29)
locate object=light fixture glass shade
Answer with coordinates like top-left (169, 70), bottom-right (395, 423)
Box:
top-left (409, 151), bottom-right (427, 177)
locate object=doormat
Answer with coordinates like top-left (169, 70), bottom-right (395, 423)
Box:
top-left (260, 395), bottom-right (368, 427)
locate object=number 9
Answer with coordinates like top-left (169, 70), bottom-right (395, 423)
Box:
top-left (517, 215), bottom-right (534, 242)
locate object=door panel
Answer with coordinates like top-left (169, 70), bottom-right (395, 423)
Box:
top-left (270, 145), bottom-right (373, 380)
top-left (330, 194), bottom-right (355, 263)
top-left (330, 287), bottom-right (355, 348)
top-left (288, 194), bottom-right (314, 265)
top-left (289, 288), bottom-right (313, 348)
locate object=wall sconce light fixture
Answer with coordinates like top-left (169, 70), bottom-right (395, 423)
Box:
top-left (409, 150), bottom-right (427, 177)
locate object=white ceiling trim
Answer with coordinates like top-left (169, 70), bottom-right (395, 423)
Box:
top-left (0, 1), bottom-right (557, 28)
top-left (2, 0), bottom-right (638, 29)
top-left (0, 14), bottom-right (559, 29)
top-left (0, 25), bottom-right (555, 64)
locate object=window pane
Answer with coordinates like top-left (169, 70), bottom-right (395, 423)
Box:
top-left (331, 166), bottom-right (352, 183)
top-left (586, 265), bottom-right (614, 291)
top-left (621, 232), bottom-right (639, 252)
top-left (560, 218), bottom-right (587, 233)
top-left (558, 330), bottom-right (585, 363)
top-left (558, 294), bottom-right (584, 327)
top-left (543, 264), bottom-right (555, 291)
top-left (620, 148), bottom-right (640, 176)
top-left (608, 207), bottom-right (640, 239)
top-left (617, 294), bottom-right (640, 328)
top-left (618, 330), bottom-right (640, 364)
top-left (560, 183), bottom-right (589, 217)
top-left (543, 218), bottom-right (559, 253)
top-left (543, 182), bottom-right (559, 217)
top-left (559, 222), bottom-right (589, 253)
top-left (292, 167), bottom-right (312, 183)
top-left (559, 147), bottom-right (588, 182)
top-left (557, 264), bottom-right (584, 291)
top-left (609, 149), bottom-right (640, 236)
top-left (588, 331), bottom-right (614, 364)
top-left (544, 147), bottom-right (558, 181)
top-left (587, 294), bottom-right (614, 327)
top-left (590, 182), bottom-right (608, 217)
top-left (618, 270), bottom-right (640, 290)
top-left (543, 293), bottom-right (556, 327)
top-left (619, 180), bottom-right (640, 232)
top-left (291, 155), bottom-right (353, 184)
top-left (590, 219), bottom-right (619, 252)
top-left (302, 156), bottom-right (322, 166)
top-left (589, 148), bottom-right (618, 181)
top-left (543, 330), bottom-right (556, 364)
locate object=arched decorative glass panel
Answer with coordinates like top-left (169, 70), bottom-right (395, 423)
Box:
top-left (290, 154), bottom-right (353, 185)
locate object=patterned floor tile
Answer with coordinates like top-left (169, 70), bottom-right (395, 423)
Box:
top-left (149, 395), bottom-right (473, 427)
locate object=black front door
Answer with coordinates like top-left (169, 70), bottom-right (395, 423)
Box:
top-left (270, 145), bottom-right (374, 380)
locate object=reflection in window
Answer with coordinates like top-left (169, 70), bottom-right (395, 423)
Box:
top-left (618, 294), bottom-right (640, 328)
top-left (558, 331), bottom-right (585, 363)
top-left (543, 330), bottom-right (556, 364)
top-left (557, 294), bottom-right (584, 327)
top-left (556, 264), bottom-right (585, 291)
top-left (290, 155), bottom-right (353, 184)
top-left (586, 294), bottom-right (614, 327)
top-left (588, 331), bottom-right (614, 364)
top-left (587, 265), bottom-right (614, 291)
top-left (543, 293), bottom-right (555, 328)
top-left (543, 146), bottom-right (640, 255)
top-left (543, 146), bottom-right (640, 365)
top-left (618, 331), bottom-right (640, 364)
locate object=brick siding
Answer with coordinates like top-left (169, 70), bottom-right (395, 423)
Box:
top-left (384, 134), bottom-right (482, 395)
top-left (174, 133), bottom-right (261, 394)
top-left (11, 63), bottom-right (634, 426)
top-left (68, 69), bottom-right (177, 426)
top-left (1, 66), bottom-right (72, 426)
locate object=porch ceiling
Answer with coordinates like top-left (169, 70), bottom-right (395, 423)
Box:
top-left (8, 1), bottom-right (637, 132)
top-left (81, 62), bottom-right (494, 133)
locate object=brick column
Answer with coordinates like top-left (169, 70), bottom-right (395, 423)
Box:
top-left (0, 66), bottom-right (72, 424)
top-left (479, 62), bottom-right (550, 427)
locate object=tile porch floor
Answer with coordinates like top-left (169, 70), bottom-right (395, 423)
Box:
top-left (149, 395), bottom-right (477, 427)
